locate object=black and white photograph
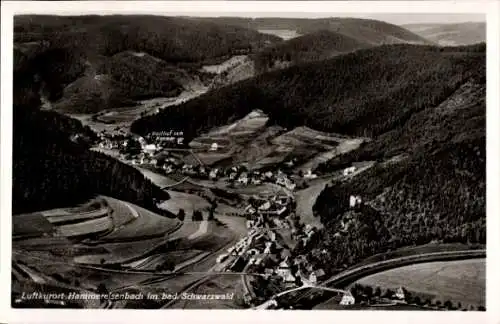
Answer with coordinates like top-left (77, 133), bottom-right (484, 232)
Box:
top-left (1, 1), bottom-right (499, 322)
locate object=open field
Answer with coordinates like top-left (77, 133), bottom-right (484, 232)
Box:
top-left (294, 178), bottom-right (330, 229)
top-left (206, 110), bottom-right (269, 137)
top-left (101, 200), bottom-right (180, 241)
top-left (103, 196), bottom-right (138, 227)
top-left (159, 190), bottom-right (211, 216)
top-left (201, 55), bottom-right (249, 74)
top-left (314, 302), bottom-right (431, 310)
top-left (55, 215), bottom-right (114, 237)
top-left (73, 238), bottom-right (164, 265)
top-left (258, 29), bottom-right (302, 40)
top-left (123, 250), bottom-right (204, 270)
top-left (13, 213), bottom-right (55, 238)
top-left (353, 258), bottom-right (485, 308)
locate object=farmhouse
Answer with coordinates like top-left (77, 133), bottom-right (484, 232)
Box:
top-left (143, 144), bottom-right (157, 155)
top-left (349, 195), bottom-right (362, 208)
top-left (209, 168), bottom-right (219, 180)
top-left (238, 172), bottom-right (249, 185)
top-left (209, 143), bottom-right (219, 151)
top-left (343, 166), bottom-right (356, 176)
top-left (303, 169), bottom-right (318, 179)
top-left (258, 201), bottom-right (272, 211)
top-left (340, 292), bottom-right (355, 305)
top-left (395, 287), bottom-right (406, 300)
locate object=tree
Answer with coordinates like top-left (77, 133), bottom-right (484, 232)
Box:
top-left (192, 210), bottom-right (203, 221)
top-left (374, 286), bottom-right (382, 297)
top-left (444, 300), bottom-right (453, 309)
top-left (363, 286), bottom-right (373, 299)
top-left (177, 209), bottom-right (185, 221)
top-left (478, 306), bottom-right (486, 311)
top-left (383, 289), bottom-right (394, 299)
top-left (125, 138), bottom-right (141, 155)
top-left (208, 209), bottom-right (215, 220)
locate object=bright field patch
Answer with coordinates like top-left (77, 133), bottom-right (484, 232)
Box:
top-left (354, 259), bottom-right (485, 307)
top-left (101, 200), bottom-right (180, 241)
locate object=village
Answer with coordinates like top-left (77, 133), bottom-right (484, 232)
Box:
top-left (94, 129), bottom-right (373, 309)
top-left (95, 130), bottom-right (318, 192)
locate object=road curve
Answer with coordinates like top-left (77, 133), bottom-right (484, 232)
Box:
top-left (253, 249), bottom-right (485, 309)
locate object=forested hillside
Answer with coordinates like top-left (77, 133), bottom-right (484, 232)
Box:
top-left (13, 106), bottom-right (171, 215)
top-left (253, 30), bottom-right (372, 73)
top-left (403, 22), bottom-right (485, 46)
top-left (307, 47), bottom-right (485, 275)
top-left (13, 15), bottom-right (280, 113)
top-left (132, 43), bottom-right (485, 143)
top-left (192, 17), bottom-right (432, 45)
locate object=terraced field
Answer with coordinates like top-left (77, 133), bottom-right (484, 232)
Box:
top-left (101, 200), bottom-right (180, 241)
top-left (55, 216), bottom-right (114, 237)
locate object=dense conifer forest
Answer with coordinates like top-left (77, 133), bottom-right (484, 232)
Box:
top-left (132, 43), bottom-right (485, 142)
top-left (13, 106), bottom-right (171, 215)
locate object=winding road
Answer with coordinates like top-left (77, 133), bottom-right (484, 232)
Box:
top-left (252, 249), bottom-right (485, 309)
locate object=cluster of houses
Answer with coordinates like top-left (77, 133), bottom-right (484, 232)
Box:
top-left (220, 225), bottom-right (326, 292)
top-left (244, 194), bottom-right (293, 219)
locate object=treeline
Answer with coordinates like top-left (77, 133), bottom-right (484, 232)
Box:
top-left (191, 17), bottom-right (431, 45)
top-left (132, 43), bottom-right (485, 143)
top-left (14, 15), bottom-right (280, 64)
top-left (13, 107), bottom-right (171, 215)
top-left (253, 30), bottom-right (371, 73)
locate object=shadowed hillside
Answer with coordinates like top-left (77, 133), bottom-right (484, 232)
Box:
top-left (253, 30), bottom-right (372, 73)
top-left (13, 105), bottom-right (172, 215)
top-left (132, 43), bottom-right (485, 143)
top-left (306, 46), bottom-right (485, 276)
top-left (13, 15), bottom-right (281, 113)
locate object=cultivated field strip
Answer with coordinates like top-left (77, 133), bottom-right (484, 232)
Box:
top-left (55, 216), bottom-right (114, 237)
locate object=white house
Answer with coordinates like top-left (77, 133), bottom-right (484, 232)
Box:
top-left (349, 195), bottom-right (362, 208)
top-left (209, 143), bottom-right (219, 151)
top-left (238, 172), bottom-right (249, 185)
top-left (309, 272), bottom-right (318, 285)
top-left (216, 254), bottom-right (228, 263)
top-left (177, 137), bottom-right (184, 145)
top-left (340, 292), bottom-right (355, 305)
top-left (244, 204), bottom-right (257, 215)
top-left (143, 144), bottom-right (157, 155)
top-left (276, 260), bottom-right (291, 278)
top-left (258, 201), bottom-right (272, 211)
top-left (395, 287), bottom-right (406, 300)
top-left (303, 169), bottom-right (318, 179)
top-left (209, 168), bottom-right (219, 180)
top-left (343, 166), bottom-right (356, 176)
top-left (264, 242), bottom-right (273, 254)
